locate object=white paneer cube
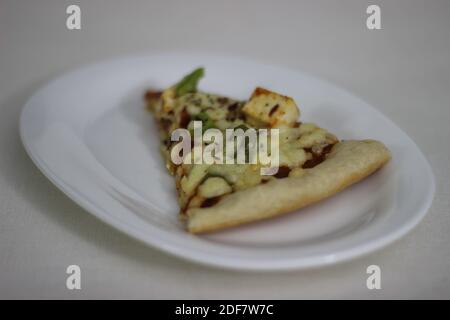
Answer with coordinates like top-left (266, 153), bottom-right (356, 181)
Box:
top-left (242, 87), bottom-right (300, 127)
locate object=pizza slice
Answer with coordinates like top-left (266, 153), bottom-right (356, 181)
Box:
top-left (145, 68), bottom-right (391, 233)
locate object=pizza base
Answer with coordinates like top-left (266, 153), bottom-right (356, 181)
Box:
top-left (186, 139), bottom-right (391, 234)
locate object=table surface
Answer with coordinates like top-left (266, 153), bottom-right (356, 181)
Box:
top-left (1, 0), bottom-right (449, 299)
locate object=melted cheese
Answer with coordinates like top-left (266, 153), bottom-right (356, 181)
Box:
top-left (150, 86), bottom-right (338, 212)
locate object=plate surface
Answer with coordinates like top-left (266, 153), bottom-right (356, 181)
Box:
top-left (20, 53), bottom-right (435, 270)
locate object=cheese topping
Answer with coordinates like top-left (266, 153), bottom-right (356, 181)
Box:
top-left (145, 68), bottom-right (338, 212)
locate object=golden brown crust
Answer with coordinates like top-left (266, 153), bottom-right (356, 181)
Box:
top-left (186, 140), bottom-right (391, 233)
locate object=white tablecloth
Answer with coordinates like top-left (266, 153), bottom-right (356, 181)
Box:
top-left (0, 0), bottom-right (449, 299)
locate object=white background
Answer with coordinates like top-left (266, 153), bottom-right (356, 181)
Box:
top-left (0, 0), bottom-right (449, 299)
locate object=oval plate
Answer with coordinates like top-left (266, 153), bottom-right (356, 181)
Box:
top-left (20, 53), bottom-right (435, 271)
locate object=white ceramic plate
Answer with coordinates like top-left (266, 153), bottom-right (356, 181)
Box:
top-left (20, 53), bottom-right (435, 271)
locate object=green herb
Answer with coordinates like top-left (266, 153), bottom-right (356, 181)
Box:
top-left (196, 111), bottom-right (215, 131)
top-left (175, 67), bottom-right (205, 96)
top-left (234, 124), bottom-right (250, 131)
top-left (196, 111), bottom-right (209, 122)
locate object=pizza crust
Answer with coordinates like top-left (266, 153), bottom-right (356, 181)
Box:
top-left (186, 139), bottom-right (391, 233)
